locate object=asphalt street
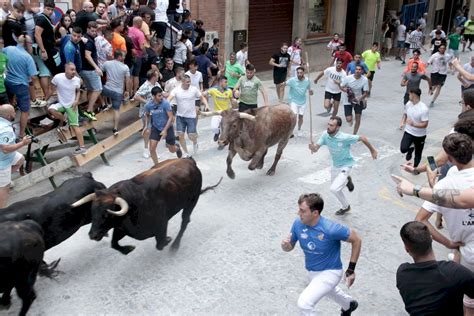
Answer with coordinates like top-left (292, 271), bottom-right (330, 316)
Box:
top-left (4, 50), bottom-right (473, 315)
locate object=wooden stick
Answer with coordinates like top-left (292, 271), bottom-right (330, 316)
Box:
top-left (305, 52), bottom-right (313, 144)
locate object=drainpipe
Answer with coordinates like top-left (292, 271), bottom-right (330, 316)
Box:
top-left (372, 0), bottom-right (381, 44)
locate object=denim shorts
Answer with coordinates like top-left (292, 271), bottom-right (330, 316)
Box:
top-left (5, 82), bottom-right (30, 112)
top-left (102, 87), bottom-right (123, 110)
top-left (32, 54), bottom-right (52, 77)
top-left (176, 115), bottom-right (197, 134)
top-left (80, 70), bottom-right (103, 92)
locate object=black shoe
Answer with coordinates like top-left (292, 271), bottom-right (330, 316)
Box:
top-left (213, 133), bottom-right (219, 142)
top-left (406, 147), bottom-right (414, 161)
top-left (335, 206), bottom-right (351, 215)
top-left (176, 144), bottom-right (183, 158)
top-left (341, 300), bottom-right (358, 316)
top-left (346, 176), bottom-right (354, 192)
top-left (113, 128), bottom-right (118, 136)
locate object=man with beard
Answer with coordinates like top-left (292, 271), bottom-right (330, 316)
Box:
top-left (309, 116), bottom-right (378, 215)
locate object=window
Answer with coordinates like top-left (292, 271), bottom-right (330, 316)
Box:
top-left (307, 0), bottom-right (331, 37)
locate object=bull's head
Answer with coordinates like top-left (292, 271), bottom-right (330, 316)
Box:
top-left (71, 190), bottom-right (129, 241)
top-left (215, 110), bottom-right (256, 147)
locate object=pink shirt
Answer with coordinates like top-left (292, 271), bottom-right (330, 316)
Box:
top-left (128, 26), bottom-right (145, 58)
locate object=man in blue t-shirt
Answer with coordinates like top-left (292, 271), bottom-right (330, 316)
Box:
top-left (281, 193), bottom-right (361, 315)
top-left (309, 116), bottom-right (378, 215)
top-left (285, 66), bottom-right (313, 137)
top-left (144, 86), bottom-right (182, 165)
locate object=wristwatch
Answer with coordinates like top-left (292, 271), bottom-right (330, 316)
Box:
top-left (413, 184), bottom-right (422, 197)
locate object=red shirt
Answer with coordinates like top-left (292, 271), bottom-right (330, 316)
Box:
top-left (334, 51), bottom-right (353, 70)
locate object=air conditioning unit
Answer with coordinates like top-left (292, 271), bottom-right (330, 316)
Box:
top-left (205, 31), bottom-right (219, 44)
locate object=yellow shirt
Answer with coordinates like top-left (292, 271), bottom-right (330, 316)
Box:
top-left (208, 87), bottom-right (233, 111)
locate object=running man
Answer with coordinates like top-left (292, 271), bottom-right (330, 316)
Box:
top-left (203, 76), bottom-right (233, 144)
top-left (309, 116), bottom-right (378, 215)
top-left (313, 59), bottom-right (346, 115)
top-left (269, 43), bottom-right (290, 103)
top-left (285, 66), bottom-right (313, 137)
top-left (361, 42), bottom-right (381, 96)
top-left (427, 43), bottom-right (452, 107)
top-left (281, 193), bottom-right (361, 315)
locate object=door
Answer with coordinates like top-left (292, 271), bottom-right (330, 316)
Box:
top-left (248, 0), bottom-right (294, 72)
top-left (344, 0), bottom-right (360, 54)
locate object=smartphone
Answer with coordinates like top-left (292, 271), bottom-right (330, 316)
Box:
top-left (427, 156), bottom-right (437, 171)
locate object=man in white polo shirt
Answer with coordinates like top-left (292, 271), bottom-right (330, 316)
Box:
top-left (168, 74), bottom-right (209, 157)
top-left (313, 59), bottom-right (346, 116)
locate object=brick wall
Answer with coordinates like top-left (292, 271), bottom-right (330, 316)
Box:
top-left (190, 0), bottom-right (226, 53)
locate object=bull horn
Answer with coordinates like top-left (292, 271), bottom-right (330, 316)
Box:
top-left (71, 193), bottom-right (96, 208)
top-left (107, 197), bottom-right (129, 216)
top-left (200, 110), bottom-right (222, 117)
top-left (238, 112), bottom-right (256, 121)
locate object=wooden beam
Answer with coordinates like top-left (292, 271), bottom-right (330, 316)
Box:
top-left (12, 156), bottom-right (74, 192)
top-left (73, 119), bottom-right (142, 166)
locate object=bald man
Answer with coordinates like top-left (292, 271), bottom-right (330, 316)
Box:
top-left (0, 104), bottom-right (32, 207)
top-left (75, 1), bottom-right (107, 33)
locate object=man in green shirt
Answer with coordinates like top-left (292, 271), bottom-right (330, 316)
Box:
top-left (224, 52), bottom-right (245, 89)
top-left (448, 27), bottom-right (463, 74)
top-left (0, 47), bottom-right (8, 104)
top-left (361, 42), bottom-right (381, 96)
top-left (233, 63), bottom-right (269, 112)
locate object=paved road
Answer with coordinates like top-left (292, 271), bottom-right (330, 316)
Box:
top-left (4, 51), bottom-right (473, 315)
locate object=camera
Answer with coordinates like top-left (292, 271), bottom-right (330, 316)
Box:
top-left (30, 135), bottom-right (39, 143)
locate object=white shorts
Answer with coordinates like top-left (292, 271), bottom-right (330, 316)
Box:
top-left (290, 102), bottom-right (306, 116)
top-left (0, 152), bottom-right (24, 187)
top-left (211, 115), bottom-right (222, 134)
top-left (448, 48), bottom-right (460, 58)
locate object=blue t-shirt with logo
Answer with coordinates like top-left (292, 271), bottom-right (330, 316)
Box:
top-left (145, 99), bottom-right (171, 131)
top-left (317, 131), bottom-right (360, 168)
top-left (0, 117), bottom-right (16, 169)
top-left (290, 216), bottom-right (350, 271)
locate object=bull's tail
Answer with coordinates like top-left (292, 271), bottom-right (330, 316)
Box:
top-left (38, 258), bottom-right (62, 279)
top-left (201, 177), bottom-right (223, 194)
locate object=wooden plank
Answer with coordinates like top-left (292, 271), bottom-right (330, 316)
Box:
top-left (73, 120), bottom-right (142, 166)
top-left (12, 156), bottom-right (74, 192)
top-left (60, 101), bottom-right (139, 139)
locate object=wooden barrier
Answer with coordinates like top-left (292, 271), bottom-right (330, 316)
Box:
top-left (13, 97), bottom-right (141, 192)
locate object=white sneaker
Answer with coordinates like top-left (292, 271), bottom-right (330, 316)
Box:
top-left (297, 130), bottom-right (303, 137)
top-left (143, 149), bottom-right (150, 159)
top-left (193, 143), bottom-right (199, 154)
top-left (31, 99), bottom-right (47, 108)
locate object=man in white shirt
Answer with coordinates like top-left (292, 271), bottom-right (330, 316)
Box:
top-left (236, 42), bottom-right (248, 67)
top-left (339, 65), bottom-right (369, 135)
top-left (415, 132), bottom-right (474, 314)
top-left (168, 74), bottom-right (209, 157)
top-left (151, 0), bottom-right (168, 39)
top-left (48, 63), bottom-right (86, 154)
top-left (185, 60), bottom-right (203, 108)
top-left (458, 56), bottom-right (474, 95)
top-left (429, 25), bottom-right (446, 39)
top-left (396, 20), bottom-right (408, 64)
top-left (313, 59), bottom-right (347, 116)
top-left (427, 44), bottom-right (452, 107)
top-left (399, 88), bottom-right (429, 168)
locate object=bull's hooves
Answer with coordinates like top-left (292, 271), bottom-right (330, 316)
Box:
top-left (170, 242), bottom-right (180, 251)
top-left (227, 171), bottom-right (235, 179)
top-left (117, 245), bottom-right (135, 255)
top-left (266, 170), bottom-right (275, 176)
top-left (156, 237), bottom-right (173, 251)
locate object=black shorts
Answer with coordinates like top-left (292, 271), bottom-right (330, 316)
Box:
top-left (239, 102), bottom-right (257, 112)
top-left (150, 21), bottom-right (167, 39)
top-left (464, 34), bottom-right (474, 42)
top-left (195, 99), bottom-right (201, 108)
top-left (403, 93), bottom-right (409, 105)
top-left (273, 71), bottom-right (287, 85)
top-left (431, 72), bottom-right (447, 86)
top-left (324, 91), bottom-right (341, 102)
top-left (404, 42), bottom-right (411, 49)
top-left (367, 71), bottom-right (375, 81)
top-left (344, 102), bottom-right (364, 116)
top-left (210, 67), bottom-right (218, 76)
top-left (150, 125), bottom-right (176, 145)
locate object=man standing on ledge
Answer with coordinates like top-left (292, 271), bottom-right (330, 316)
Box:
top-left (309, 116), bottom-right (378, 215)
top-left (281, 193), bottom-right (361, 316)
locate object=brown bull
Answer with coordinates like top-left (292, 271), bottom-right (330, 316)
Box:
top-left (203, 104), bottom-right (296, 178)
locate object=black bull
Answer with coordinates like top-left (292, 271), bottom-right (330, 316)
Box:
top-left (0, 220), bottom-right (45, 316)
top-left (0, 173), bottom-right (106, 274)
top-left (71, 158), bottom-right (221, 255)
top-left (202, 104), bottom-right (296, 178)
